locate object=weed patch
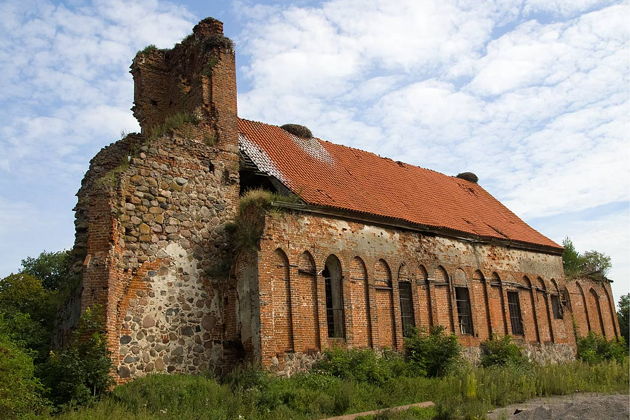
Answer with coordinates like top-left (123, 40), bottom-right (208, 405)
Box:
top-left (95, 160), bottom-right (129, 188)
top-left (49, 355), bottom-right (628, 420)
top-left (137, 44), bottom-right (158, 56)
top-left (148, 112), bottom-right (200, 140)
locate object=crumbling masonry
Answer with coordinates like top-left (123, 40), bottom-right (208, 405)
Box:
top-left (69, 18), bottom-right (620, 381)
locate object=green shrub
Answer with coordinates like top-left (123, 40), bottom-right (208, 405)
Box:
top-left (148, 112), bottom-right (200, 140)
top-left (41, 305), bottom-right (114, 409)
top-left (0, 331), bottom-right (50, 419)
top-left (203, 35), bottom-right (234, 51)
top-left (314, 347), bottom-right (405, 385)
top-left (231, 189), bottom-right (301, 251)
top-left (404, 326), bottom-right (461, 377)
top-left (137, 44), bottom-right (158, 55)
top-left (577, 331), bottom-right (627, 364)
top-left (480, 335), bottom-right (527, 367)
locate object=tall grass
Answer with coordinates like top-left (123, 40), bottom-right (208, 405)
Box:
top-left (50, 358), bottom-right (628, 420)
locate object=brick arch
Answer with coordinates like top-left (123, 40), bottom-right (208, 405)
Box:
top-left (271, 248), bottom-right (294, 353)
top-left (589, 287), bottom-right (606, 337)
top-left (474, 269), bottom-right (492, 339)
top-left (350, 256), bottom-right (372, 347)
top-left (323, 254), bottom-right (345, 339)
top-left (433, 266), bottom-right (454, 333)
top-left (536, 277), bottom-right (554, 343)
top-left (417, 264), bottom-right (432, 328)
top-left (522, 276), bottom-right (539, 342)
top-left (374, 259), bottom-right (392, 286)
top-left (490, 272), bottom-right (509, 335)
top-left (601, 285), bottom-right (619, 338)
top-left (575, 281), bottom-right (591, 335)
top-left (295, 251), bottom-right (320, 351)
top-left (373, 259), bottom-right (396, 349)
top-left (453, 268), bottom-right (474, 336)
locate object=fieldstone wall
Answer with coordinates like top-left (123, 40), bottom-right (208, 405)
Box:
top-left (71, 18), bottom-right (243, 382)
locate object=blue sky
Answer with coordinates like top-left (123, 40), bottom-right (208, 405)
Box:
top-left (0, 0), bottom-right (628, 300)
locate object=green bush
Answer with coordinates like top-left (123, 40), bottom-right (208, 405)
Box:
top-left (480, 335), bottom-right (527, 367)
top-left (404, 326), bottom-right (461, 377)
top-left (577, 331), bottom-right (627, 364)
top-left (41, 306), bottom-right (114, 409)
top-left (0, 331), bottom-right (50, 419)
top-left (314, 347), bottom-right (406, 385)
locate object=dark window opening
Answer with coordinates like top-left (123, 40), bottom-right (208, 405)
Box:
top-left (323, 257), bottom-right (345, 338)
top-left (551, 294), bottom-right (563, 319)
top-left (507, 291), bottom-right (524, 335)
top-left (398, 281), bottom-right (415, 337)
top-left (238, 171), bottom-right (276, 196)
top-left (455, 287), bottom-right (473, 335)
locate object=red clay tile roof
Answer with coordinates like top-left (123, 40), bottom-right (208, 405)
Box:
top-left (238, 118), bottom-right (561, 251)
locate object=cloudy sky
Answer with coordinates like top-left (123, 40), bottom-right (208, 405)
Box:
top-left (0, 0), bottom-right (628, 300)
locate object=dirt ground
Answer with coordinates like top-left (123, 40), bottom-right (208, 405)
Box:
top-left (486, 392), bottom-right (629, 419)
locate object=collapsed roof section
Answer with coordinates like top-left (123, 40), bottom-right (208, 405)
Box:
top-left (238, 118), bottom-right (561, 254)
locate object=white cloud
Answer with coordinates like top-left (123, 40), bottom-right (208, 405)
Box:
top-left (538, 206), bottom-right (630, 300)
top-left (237, 0), bottom-right (629, 286)
top-left (0, 0), bottom-right (194, 179)
top-left (0, 0), bottom-right (195, 276)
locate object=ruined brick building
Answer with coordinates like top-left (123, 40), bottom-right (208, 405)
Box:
top-left (70, 18), bottom-right (620, 381)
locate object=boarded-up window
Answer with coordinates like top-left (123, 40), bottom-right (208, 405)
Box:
top-left (323, 255), bottom-right (344, 338)
top-left (398, 281), bottom-right (415, 337)
top-left (507, 291), bottom-right (524, 335)
top-left (551, 295), bottom-right (563, 319)
top-left (455, 287), bottom-right (473, 335)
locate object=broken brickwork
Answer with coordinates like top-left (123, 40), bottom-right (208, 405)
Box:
top-left (70, 17), bottom-right (620, 382)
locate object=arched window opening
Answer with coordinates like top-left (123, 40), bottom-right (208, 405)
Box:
top-left (323, 255), bottom-right (344, 338)
top-left (455, 287), bottom-right (473, 335)
top-left (398, 281), bottom-right (415, 337)
top-left (454, 269), bottom-right (473, 335)
top-left (507, 291), bottom-right (524, 336)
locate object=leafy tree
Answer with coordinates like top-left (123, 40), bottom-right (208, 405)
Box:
top-left (0, 312), bottom-right (49, 363)
top-left (0, 273), bottom-right (56, 321)
top-left (618, 293), bottom-right (629, 345)
top-left (580, 250), bottom-right (611, 277)
top-left (41, 305), bottom-right (113, 409)
top-left (0, 273), bottom-right (57, 361)
top-left (0, 326), bottom-right (50, 419)
top-left (562, 238), bottom-right (612, 279)
top-left (562, 238), bottom-right (582, 279)
top-left (20, 250), bottom-right (71, 291)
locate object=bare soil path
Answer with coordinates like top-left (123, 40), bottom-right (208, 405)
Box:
top-left (487, 392), bottom-right (629, 419)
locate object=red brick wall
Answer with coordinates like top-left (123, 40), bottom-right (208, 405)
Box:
top-left (270, 249), bottom-right (293, 354)
top-left (567, 279), bottom-right (619, 340)
top-left (349, 257), bottom-right (372, 348)
top-left (254, 210), bottom-right (590, 367)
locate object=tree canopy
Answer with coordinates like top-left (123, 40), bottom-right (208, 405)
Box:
top-left (562, 238), bottom-right (611, 280)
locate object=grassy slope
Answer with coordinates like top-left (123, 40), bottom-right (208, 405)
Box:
top-left (49, 359), bottom-right (628, 420)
